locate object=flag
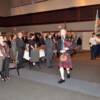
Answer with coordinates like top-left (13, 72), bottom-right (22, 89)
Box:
top-left (94, 9), bottom-right (99, 34)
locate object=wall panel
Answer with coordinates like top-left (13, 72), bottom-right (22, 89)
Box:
top-left (4, 4), bottom-right (100, 27)
top-left (0, 4), bottom-right (100, 27)
top-left (11, 0), bottom-right (100, 15)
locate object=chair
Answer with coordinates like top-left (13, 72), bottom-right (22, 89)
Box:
top-left (9, 63), bottom-right (20, 77)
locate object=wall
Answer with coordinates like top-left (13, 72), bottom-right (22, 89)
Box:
top-left (5, 4), bottom-right (100, 27)
top-left (82, 32), bottom-right (91, 50)
top-left (0, 0), bottom-right (11, 16)
top-left (0, 0), bottom-right (97, 50)
top-left (0, 22), bottom-right (92, 50)
top-left (11, 0), bottom-right (100, 15)
top-left (0, 27), bottom-right (6, 32)
top-left (10, 0), bottom-right (99, 50)
top-left (3, 21), bottom-right (94, 50)
top-left (6, 21), bottom-right (94, 32)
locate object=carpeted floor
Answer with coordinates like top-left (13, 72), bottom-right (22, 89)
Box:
top-left (0, 76), bottom-right (100, 100)
top-left (0, 51), bottom-right (100, 100)
top-left (30, 52), bottom-right (100, 83)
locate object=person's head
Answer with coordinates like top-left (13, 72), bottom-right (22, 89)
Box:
top-left (3, 36), bottom-right (7, 41)
top-left (0, 35), bottom-right (5, 46)
top-left (92, 32), bottom-right (95, 37)
top-left (48, 34), bottom-right (52, 39)
top-left (11, 34), bottom-right (16, 40)
top-left (17, 32), bottom-right (23, 39)
top-left (60, 28), bottom-right (67, 37)
top-left (0, 35), bottom-right (3, 42)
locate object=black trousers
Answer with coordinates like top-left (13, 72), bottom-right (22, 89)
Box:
top-left (90, 45), bottom-right (96, 59)
top-left (95, 44), bottom-right (100, 57)
top-left (17, 49), bottom-right (25, 68)
top-left (1, 57), bottom-right (10, 78)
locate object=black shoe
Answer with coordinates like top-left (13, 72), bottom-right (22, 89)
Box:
top-left (67, 74), bottom-right (70, 79)
top-left (58, 79), bottom-right (65, 84)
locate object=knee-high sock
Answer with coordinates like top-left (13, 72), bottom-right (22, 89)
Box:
top-left (66, 68), bottom-right (70, 74)
top-left (59, 67), bottom-right (64, 80)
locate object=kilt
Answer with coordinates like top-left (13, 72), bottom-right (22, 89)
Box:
top-left (59, 61), bottom-right (71, 69)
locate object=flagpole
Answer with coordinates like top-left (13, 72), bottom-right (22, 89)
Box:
top-left (95, 9), bottom-right (99, 34)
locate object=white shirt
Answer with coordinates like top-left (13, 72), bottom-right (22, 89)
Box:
top-left (89, 36), bottom-right (97, 46)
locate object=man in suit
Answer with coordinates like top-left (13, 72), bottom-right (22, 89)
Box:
top-left (45, 34), bottom-right (54, 68)
top-left (16, 32), bottom-right (25, 67)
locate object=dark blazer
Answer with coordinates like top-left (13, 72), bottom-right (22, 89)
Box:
top-left (16, 37), bottom-right (25, 52)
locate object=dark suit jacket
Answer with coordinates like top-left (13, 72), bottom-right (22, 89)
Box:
top-left (16, 37), bottom-right (25, 52)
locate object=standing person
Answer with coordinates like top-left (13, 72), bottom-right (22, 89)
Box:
top-left (0, 35), bottom-right (11, 80)
top-left (95, 34), bottom-right (100, 58)
top-left (58, 50), bottom-right (72, 84)
top-left (11, 34), bottom-right (17, 62)
top-left (56, 28), bottom-right (67, 56)
top-left (2, 41), bottom-right (10, 80)
top-left (89, 33), bottom-right (97, 60)
top-left (56, 34), bottom-right (62, 57)
top-left (60, 29), bottom-right (67, 50)
top-left (77, 36), bottom-right (82, 52)
top-left (16, 32), bottom-right (25, 67)
top-left (0, 35), bottom-right (5, 79)
top-left (28, 33), bottom-right (39, 67)
top-left (28, 34), bottom-right (36, 57)
top-left (38, 35), bottom-right (45, 47)
top-left (45, 34), bottom-right (54, 68)
top-left (38, 35), bottom-right (46, 63)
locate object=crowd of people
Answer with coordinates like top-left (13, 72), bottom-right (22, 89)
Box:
top-left (0, 29), bottom-right (99, 83)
